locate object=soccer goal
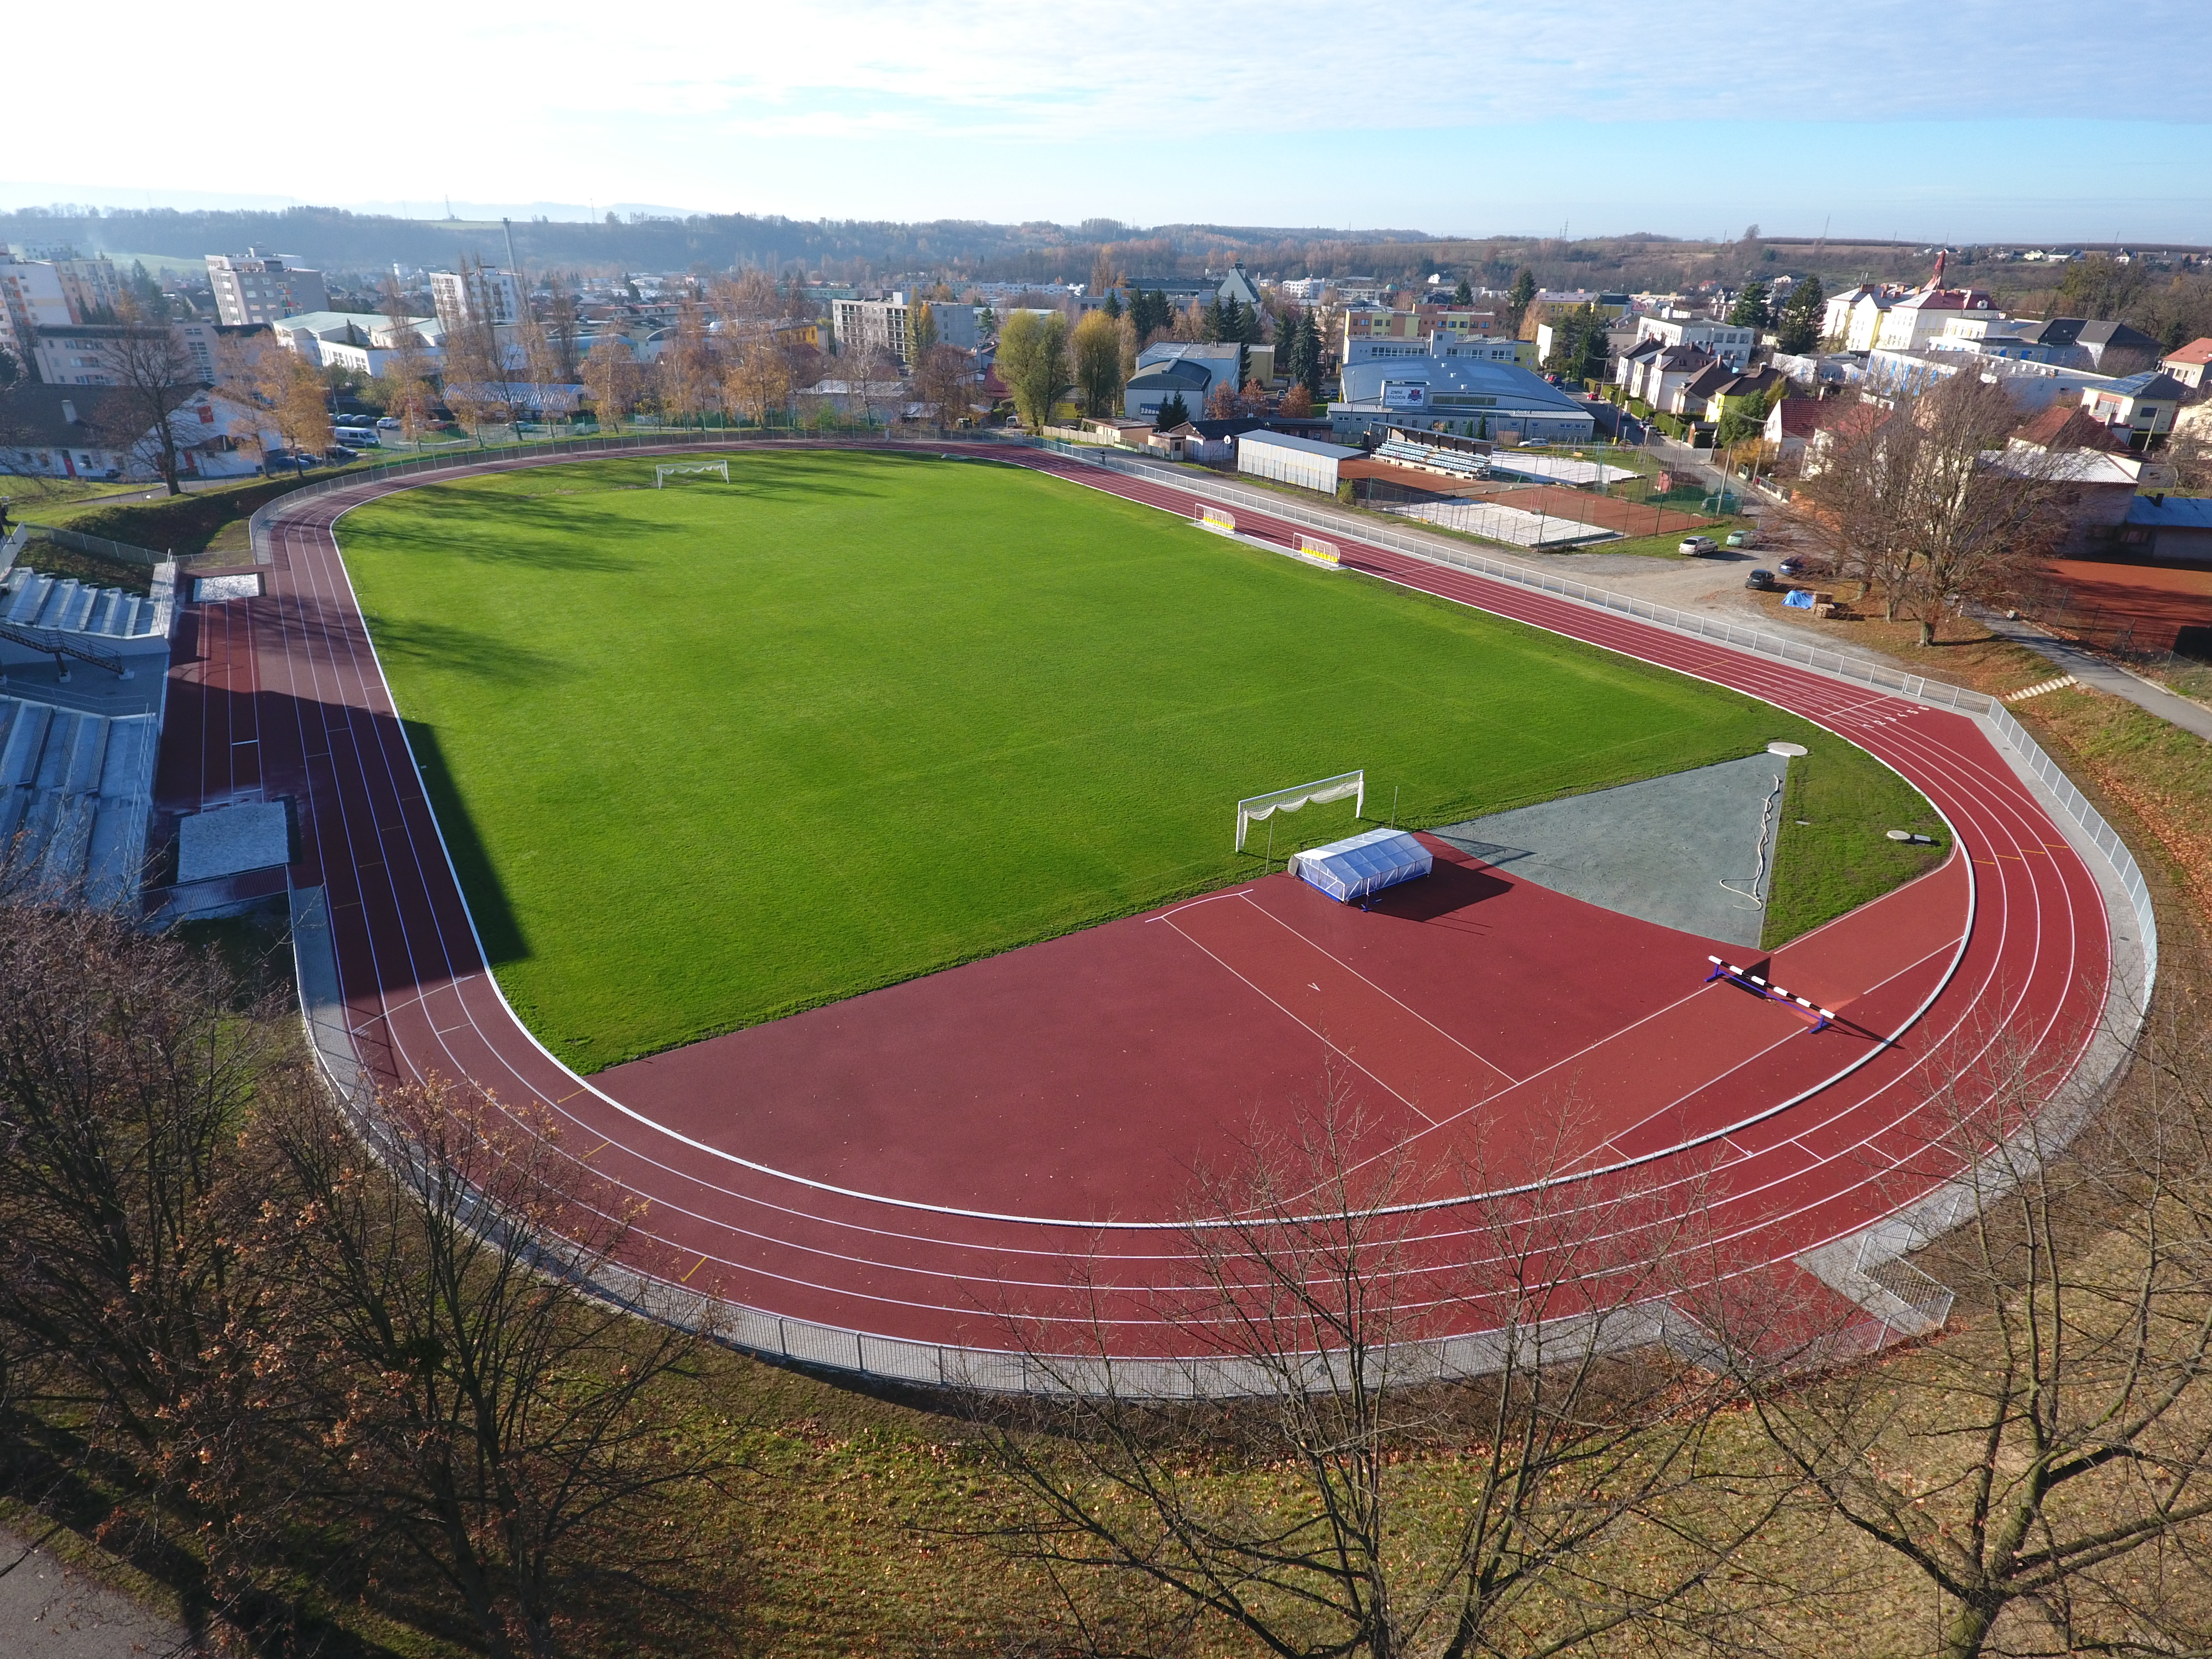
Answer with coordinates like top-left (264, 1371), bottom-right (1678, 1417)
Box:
top-left (1234, 770), bottom-right (1364, 852)
top-left (655, 460), bottom-right (730, 488)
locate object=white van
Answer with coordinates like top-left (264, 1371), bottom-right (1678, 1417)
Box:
top-left (332, 425), bottom-right (382, 447)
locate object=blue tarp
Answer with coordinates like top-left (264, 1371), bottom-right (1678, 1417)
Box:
top-left (1782, 588), bottom-right (1816, 609)
top-left (1291, 827), bottom-right (1434, 904)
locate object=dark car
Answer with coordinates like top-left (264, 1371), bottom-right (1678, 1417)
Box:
top-left (1745, 568), bottom-right (1778, 591)
top-left (325, 445), bottom-right (359, 463)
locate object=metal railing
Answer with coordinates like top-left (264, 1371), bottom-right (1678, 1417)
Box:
top-left (19, 521), bottom-right (169, 567)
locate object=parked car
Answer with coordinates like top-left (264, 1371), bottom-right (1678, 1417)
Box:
top-left (1725, 528), bottom-right (1755, 549)
top-left (1678, 535), bottom-right (1719, 556)
top-left (324, 445), bottom-right (358, 463)
top-left (374, 416), bottom-right (401, 430)
top-left (1745, 568), bottom-right (1778, 591)
top-left (1776, 554), bottom-right (1827, 578)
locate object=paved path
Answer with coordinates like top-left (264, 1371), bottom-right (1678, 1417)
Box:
top-left (0, 1527), bottom-right (191, 1658)
top-left (1978, 610), bottom-right (2212, 742)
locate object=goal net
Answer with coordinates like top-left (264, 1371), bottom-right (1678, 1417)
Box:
top-left (1235, 770), bottom-right (1364, 852)
top-left (656, 460), bottom-right (730, 488)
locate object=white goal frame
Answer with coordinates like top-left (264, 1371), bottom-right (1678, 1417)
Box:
top-left (1235, 770), bottom-right (1364, 852)
top-left (655, 460), bottom-right (730, 488)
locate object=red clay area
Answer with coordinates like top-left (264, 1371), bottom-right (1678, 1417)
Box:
top-left (2037, 557), bottom-right (2212, 652)
top-left (153, 440), bottom-right (2120, 1361)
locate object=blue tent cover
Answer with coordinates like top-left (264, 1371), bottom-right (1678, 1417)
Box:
top-left (1291, 827), bottom-right (1433, 904)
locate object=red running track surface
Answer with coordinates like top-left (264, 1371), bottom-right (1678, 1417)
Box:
top-left (157, 442), bottom-right (2116, 1363)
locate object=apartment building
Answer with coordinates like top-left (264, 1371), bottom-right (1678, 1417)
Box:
top-left (831, 294), bottom-right (976, 366)
top-left (430, 266), bottom-right (524, 332)
top-left (207, 251), bottom-right (331, 326)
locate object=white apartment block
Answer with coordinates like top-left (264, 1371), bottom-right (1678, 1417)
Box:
top-left (207, 251), bottom-right (330, 326)
top-left (430, 267), bottom-right (523, 332)
top-left (831, 293), bottom-right (978, 366)
top-left (1632, 314), bottom-right (1758, 372)
top-left (0, 251), bottom-right (127, 372)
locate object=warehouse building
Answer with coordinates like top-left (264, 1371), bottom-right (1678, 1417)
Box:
top-left (1331, 356), bottom-right (1596, 445)
top-left (1235, 430), bottom-right (1363, 494)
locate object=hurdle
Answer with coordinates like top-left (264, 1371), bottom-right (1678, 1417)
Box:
top-left (1705, 956), bottom-right (1835, 1032)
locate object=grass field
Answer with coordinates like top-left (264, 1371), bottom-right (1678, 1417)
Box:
top-left (336, 450), bottom-right (1902, 1071)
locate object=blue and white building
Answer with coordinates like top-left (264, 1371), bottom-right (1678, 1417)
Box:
top-left (1331, 357), bottom-right (1597, 445)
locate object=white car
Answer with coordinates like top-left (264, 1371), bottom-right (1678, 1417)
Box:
top-left (1678, 535), bottom-right (1719, 556)
top-left (375, 416), bottom-right (401, 429)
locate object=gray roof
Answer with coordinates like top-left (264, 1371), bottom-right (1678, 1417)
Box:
top-left (1237, 430), bottom-right (1363, 462)
top-left (2076, 319), bottom-right (2161, 350)
top-left (1126, 360), bottom-right (1213, 390)
top-left (1337, 356), bottom-right (1591, 415)
top-left (0, 384), bottom-right (125, 450)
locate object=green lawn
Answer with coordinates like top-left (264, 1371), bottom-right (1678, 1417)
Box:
top-left (1763, 734), bottom-right (1950, 949)
top-left (336, 450), bottom-right (1865, 1071)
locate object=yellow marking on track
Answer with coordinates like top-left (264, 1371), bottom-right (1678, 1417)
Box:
top-left (681, 1254), bottom-right (709, 1284)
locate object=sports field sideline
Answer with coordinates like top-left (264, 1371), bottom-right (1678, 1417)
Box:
top-left (334, 448), bottom-right (1924, 1071)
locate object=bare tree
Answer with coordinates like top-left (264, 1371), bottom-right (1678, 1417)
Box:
top-left (655, 296), bottom-right (719, 432)
top-left (980, 1088), bottom-right (1772, 1658)
top-left (1711, 999), bottom-right (2212, 1659)
top-left (249, 1073), bottom-right (738, 1659)
top-left (92, 298), bottom-right (202, 494)
top-left (1786, 375), bottom-right (2070, 643)
top-left (844, 340), bottom-right (902, 430)
top-left (912, 343), bottom-right (972, 432)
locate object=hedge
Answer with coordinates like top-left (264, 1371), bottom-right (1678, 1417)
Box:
top-left (57, 473), bottom-right (330, 557)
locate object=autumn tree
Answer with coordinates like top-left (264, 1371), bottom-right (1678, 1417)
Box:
top-left (581, 333), bottom-right (641, 430)
top-left (995, 309), bottom-right (1069, 431)
top-left (907, 300), bottom-right (937, 363)
top-left (1071, 307), bottom-right (1124, 418)
top-left (722, 336), bottom-right (791, 427)
top-left (377, 279), bottom-right (438, 442)
top-left (0, 902), bottom-right (292, 1624)
top-left (655, 296), bottom-right (719, 431)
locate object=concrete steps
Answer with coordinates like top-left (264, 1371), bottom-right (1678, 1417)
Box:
top-left (0, 566), bottom-right (158, 638)
top-left (0, 692), bottom-right (158, 907)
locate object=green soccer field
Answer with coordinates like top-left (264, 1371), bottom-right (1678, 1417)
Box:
top-left (336, 450), bottom-right (1838, 1071)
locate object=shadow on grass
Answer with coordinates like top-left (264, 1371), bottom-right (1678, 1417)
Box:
top-left (366, 613), bottom-right (574, 687)
top-left (404, 718), bottom-right (530, 968)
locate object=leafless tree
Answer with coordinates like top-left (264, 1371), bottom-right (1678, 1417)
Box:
top-left (378, 279), bottom-right (439, 443)
top-left (655, 296), bottom-right (719, 432)
top-left (844, 340), bottom-right (903, 430)
top-left (912, 343), bottom-right (972, 432)
top-left (1709, 996), bottom-right (2212, 1659)
top-left (1786, 375), bottom-right (2071, 643)
top-left (979, 1085), bottom-right (1776, 1658)
top-left (92, 297), bottom-right (203, 494)
top-left (248, 1073), bottom-right (739, 1659)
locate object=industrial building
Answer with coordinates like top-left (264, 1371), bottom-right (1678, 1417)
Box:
top-left (1234, 430), bottom-right (1363, 494)
top-left (1332, 357), bottom-right (1597, 445)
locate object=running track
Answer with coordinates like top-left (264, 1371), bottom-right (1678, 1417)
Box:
top-left (163, 441), bottom-right (2128, 1377)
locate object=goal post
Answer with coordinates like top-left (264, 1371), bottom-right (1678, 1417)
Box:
top-left (1235, 770), bottom-right (1364, 852)
top-left (656, 460), bottom-right (730, 488)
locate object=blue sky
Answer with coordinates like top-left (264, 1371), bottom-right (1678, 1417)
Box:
top-left (8, 1), bottom-right (2209, 242)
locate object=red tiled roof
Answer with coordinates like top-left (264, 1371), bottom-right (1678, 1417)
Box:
top-left (2164, 337), bottom-right (2212, 368)
top-left (1771, 399), bottom-right (1829, 437)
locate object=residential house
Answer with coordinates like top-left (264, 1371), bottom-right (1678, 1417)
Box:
top-left (1762, 397), bottom-right (1831, 461)
top-left (1838, 289), bottom-right (1896, 352)
top-left (1822, 284), bottom-right (1891, 345)
top-left (2080, 370), bottom-right (2187, 446)
top-left (1667, 361), bottom-right (1736, 420)
top-left (0, 383), bottom-right (275, 482)
top-left (2159, 338), bottom-right (2212, 391)
top-left (1871, 288), bottom-right (2001, 352)
top-left (1631, 314), bottom-right (1757, 371)
top-left (1702, 366), bottom-right (1785, 426)
top-left (1635, 346), bottom-right (1720, 412)
top-left (2118, 495), bottom-right (2212, 562)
